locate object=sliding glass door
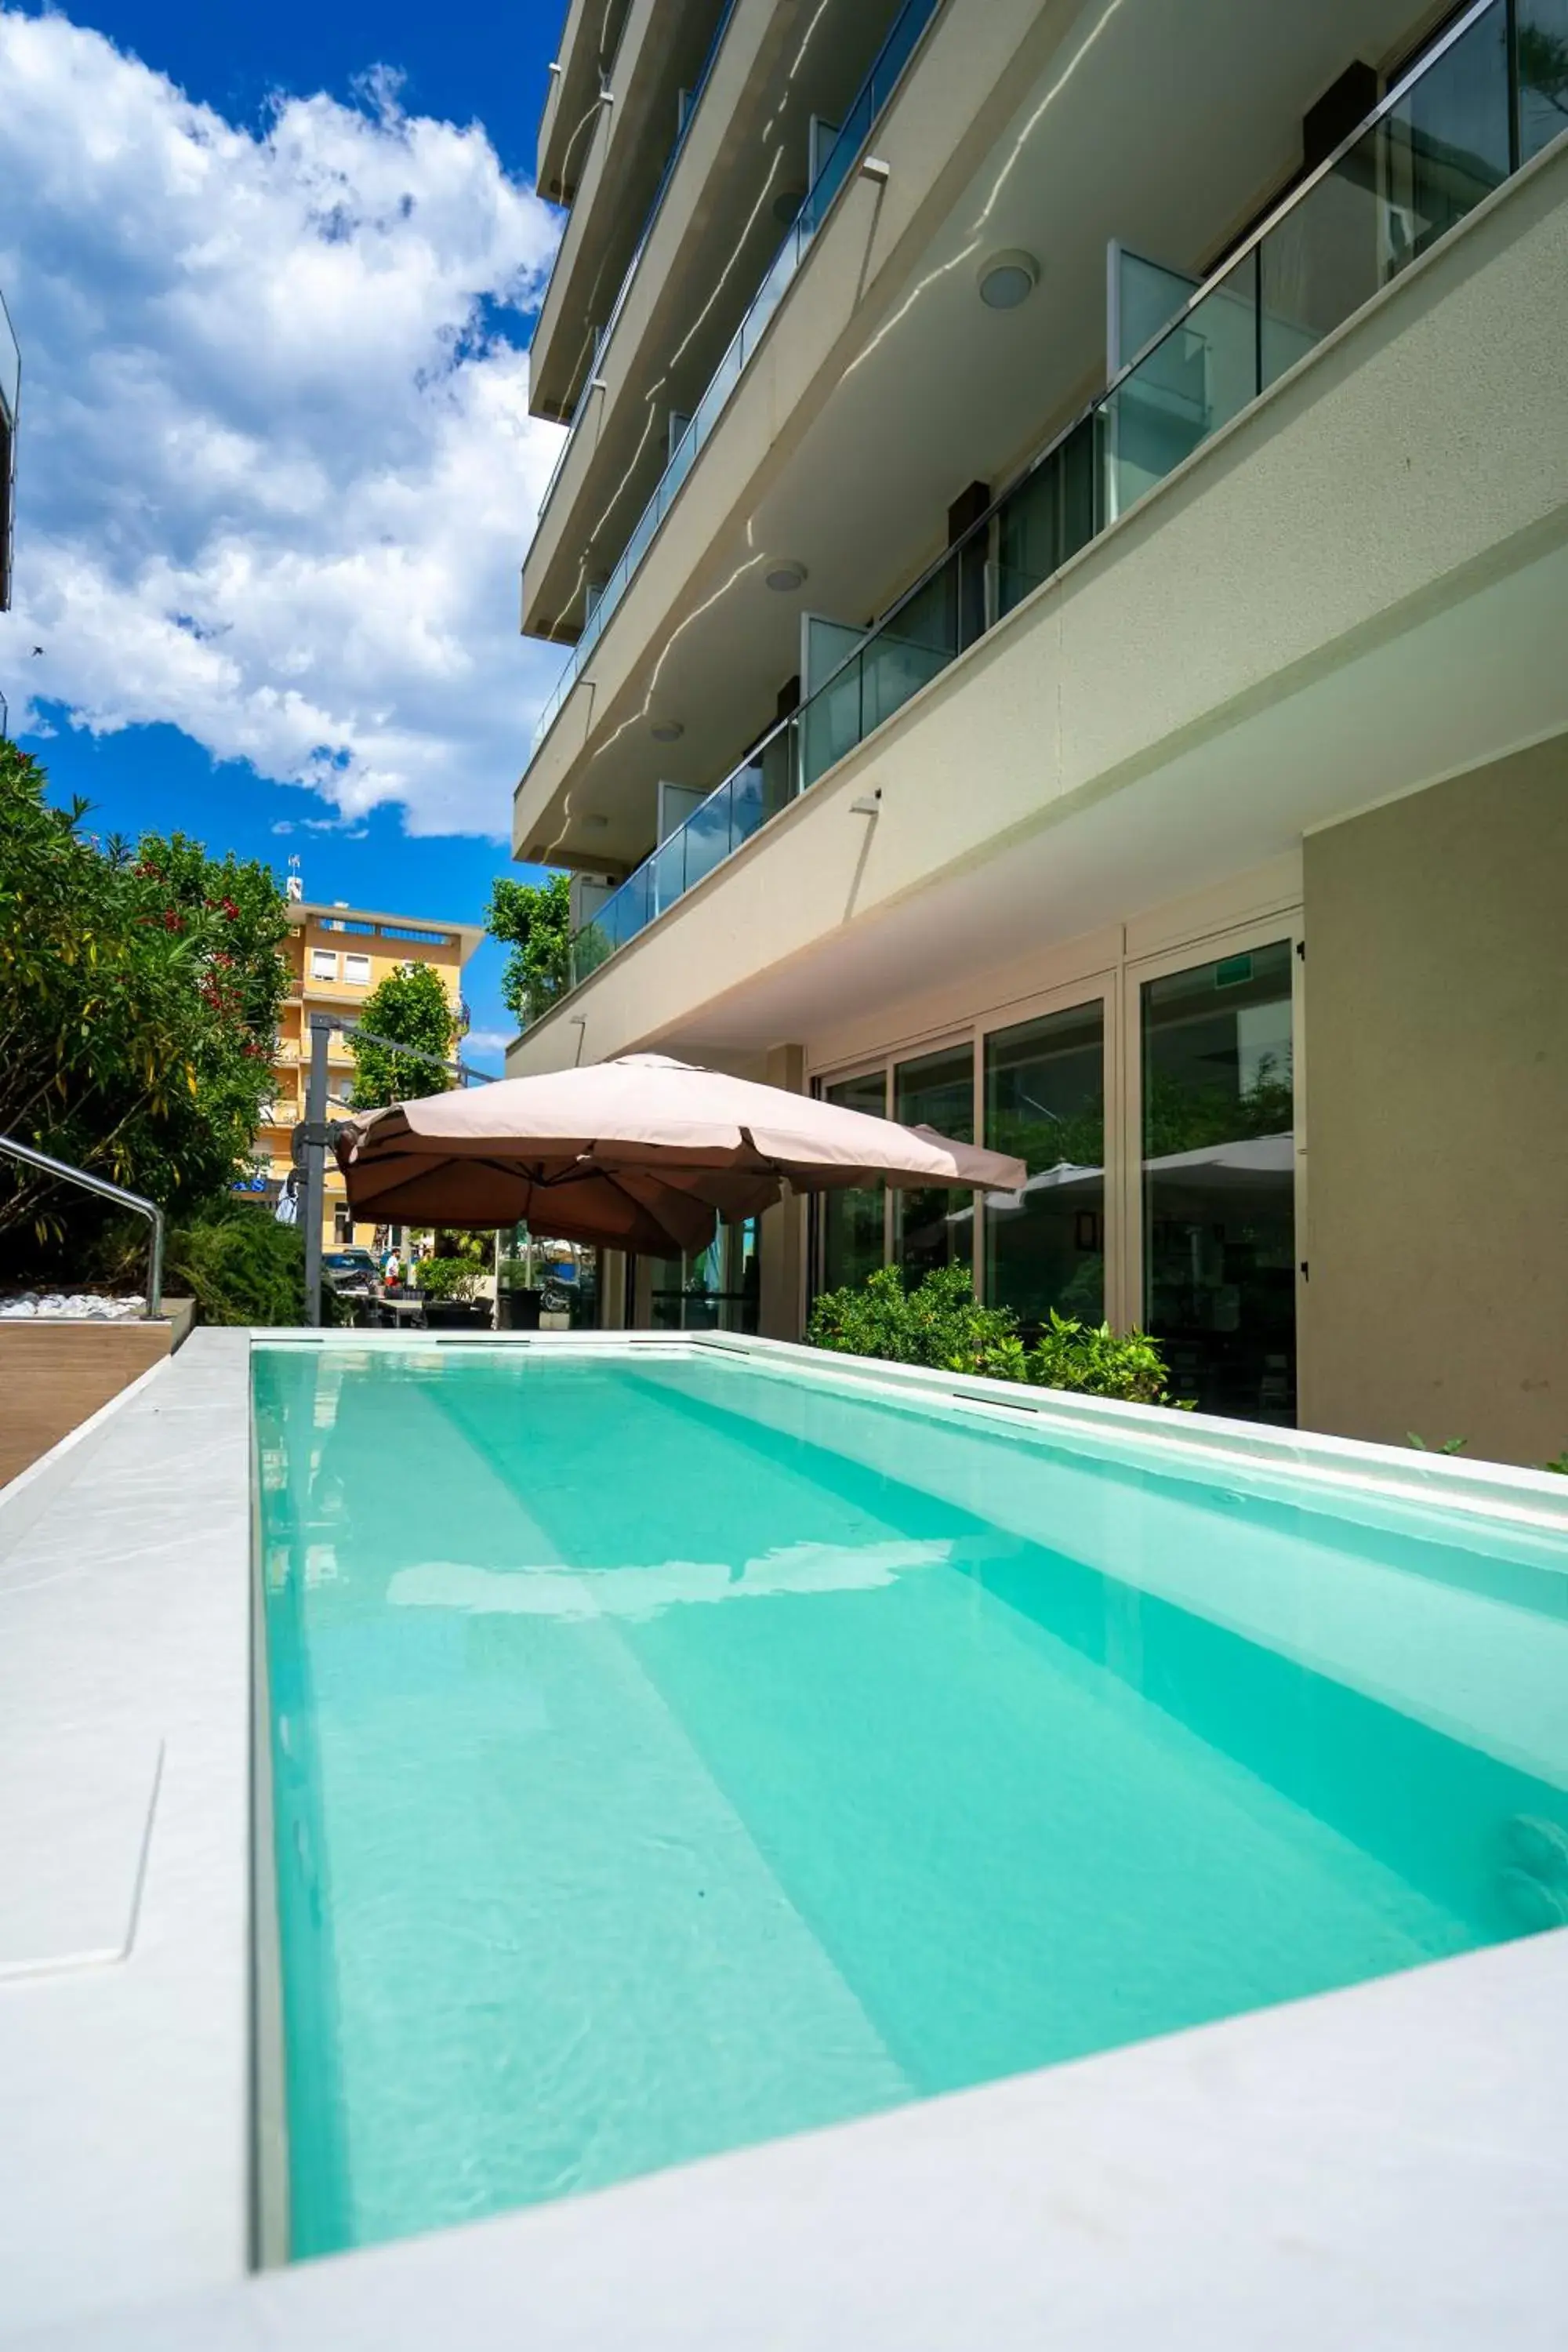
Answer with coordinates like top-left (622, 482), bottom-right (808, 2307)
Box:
top-left (1137, 938), bottom-right (1297, 1422)
top-left (983, 998), bottom-right (1106, 1336)
top-left (893, 1042), bottom-right (974, 1282)
top-left (821, 1069), bottom-right (887, 1294)
top-left (811, 915), bottom-right (1300, 1423)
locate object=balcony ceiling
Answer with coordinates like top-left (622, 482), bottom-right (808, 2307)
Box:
top-left (525, 0), bottom-right (1427, 875)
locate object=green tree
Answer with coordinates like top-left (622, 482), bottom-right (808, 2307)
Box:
top-left (0, 741), bottom-right (289, 1259)
top-left (348, 960), bottom-right (457, 1109)
top-left (488, 872), bottom-right (572, 1026)
top-left (1521, 25), bottom-right (1568, 120)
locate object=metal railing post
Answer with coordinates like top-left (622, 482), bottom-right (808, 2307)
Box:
top-left (0, 1134), bottom-right (165, 1317)
top-left (303, 1018), bottom-right (331, 1328)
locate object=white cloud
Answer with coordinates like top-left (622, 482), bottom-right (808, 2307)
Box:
top-left (0, 9), bottom-right (567, 834)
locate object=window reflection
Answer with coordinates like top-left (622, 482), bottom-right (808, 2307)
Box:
top-left (984, 1001), bottom-right (1105, 1334)
top-left (1141, 941), bottom-right (1296, 1422)
top-left (647, 1221), bottom-right (760, 1333)
top-left (822, 1071), bottom-right (887, 1293)
top-left (894, 1043), bottom-right (975, 1282)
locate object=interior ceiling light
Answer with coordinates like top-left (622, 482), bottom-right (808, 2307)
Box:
top-left (650, 719), bottom-right (684, 742)
top-left (765, 560), bottom-right (808, 593)
top-left (978, 249), bottom-right (1040, 310)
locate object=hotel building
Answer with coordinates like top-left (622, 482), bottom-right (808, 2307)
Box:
top-left (510, 0), bottom-right (1568, 1461)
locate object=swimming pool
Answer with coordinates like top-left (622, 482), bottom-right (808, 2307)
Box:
top-left (253, 1339), bottom-right (1568, 2261)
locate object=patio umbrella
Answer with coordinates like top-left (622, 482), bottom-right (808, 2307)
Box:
top-left (335, 1053), bottom-right (1025, 1256)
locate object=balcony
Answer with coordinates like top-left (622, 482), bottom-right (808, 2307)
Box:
top-left (561, 0), bottom-right (1561, 997)
top-left (529, 0), bottom-right (733, 426)
top-left (535, 0), bottom-right (736, 485)
top-left (527, 0), bottom-right (943, 757)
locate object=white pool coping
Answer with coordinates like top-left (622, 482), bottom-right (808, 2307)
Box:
top-left (2, 1327), bottom-right (1566, 2348)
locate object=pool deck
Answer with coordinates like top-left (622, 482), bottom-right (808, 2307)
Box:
top-left (2, 1327), bottom-right (1566, 2349)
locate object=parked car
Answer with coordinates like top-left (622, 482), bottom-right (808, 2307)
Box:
top-left (321, 1248), bottom-right (382, 1301)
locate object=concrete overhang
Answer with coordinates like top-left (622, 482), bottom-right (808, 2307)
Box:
top-left (514, 0), bottom-right (1426, 873)
top-left (537, 0), bottom-right (630, 214)
top-left (521, 0), bottom-right (930, 636)
top-left (530, 0), bottom-right (731, 427)
top-left (506, 136), bottom-right (1568, 1075)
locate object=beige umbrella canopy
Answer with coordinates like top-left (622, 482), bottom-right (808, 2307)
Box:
top-left (336, 1053), bottom-right (1025, 1256)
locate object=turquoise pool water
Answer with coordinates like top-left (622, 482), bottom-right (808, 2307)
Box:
top-left (254, 1343), bottom-right (1568, 2259)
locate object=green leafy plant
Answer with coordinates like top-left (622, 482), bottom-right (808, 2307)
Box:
top-left (488, 872), bottom-right (572, 1027)
top-left (349, 960), bottom-right (457, 1109)
top-left (807, 1262), bottom-right (1184, 1405)
top-left (1027, 1310), bottom-right (1187, 1405)
top-left (0, 741), bottom-right (289, 1271)
top-left (1407, 1432), bottom-right (1469, 1456)
top-left (414, 1254), bottom-right (481, 1303)
top-left (94, 1194), bottom-right (307, 1325)
top-left (1539, 1450), bottom-right (1567, 1476)
top-left (808, 1261), bottom-right (1025, 1378)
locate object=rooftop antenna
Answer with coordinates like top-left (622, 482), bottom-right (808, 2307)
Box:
top-left (286, 853), bottom-right (303, 904)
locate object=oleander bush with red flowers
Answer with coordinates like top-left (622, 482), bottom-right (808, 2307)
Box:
top-left (0, 738), bottom-right (290, 1274)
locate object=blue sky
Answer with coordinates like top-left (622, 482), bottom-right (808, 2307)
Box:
top-left (0, 1), bottom-right (574, 1062)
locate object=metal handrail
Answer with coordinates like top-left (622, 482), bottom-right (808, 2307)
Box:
top-left (0, 1134), bottom-right (165, 1318)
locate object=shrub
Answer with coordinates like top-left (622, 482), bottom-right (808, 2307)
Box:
top-left (1026, 1311), bottom-right (1185, 1406)
top-left (807, 1262), bottom-right (1184, 1406)
top-left (415, 1254), bottom-right (481, 1303)
top-left (808, 1262), bottom-right (1025, 1379)
top-left (163, 1197), bottom-right (307, 1326)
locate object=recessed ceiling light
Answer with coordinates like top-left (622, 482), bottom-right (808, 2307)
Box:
top-left (649, 719), bottom-right (684, 742)
top-left (978, 249), bottom-right (1040, 310)
top-left (765, 560), bottom-right (808, 593)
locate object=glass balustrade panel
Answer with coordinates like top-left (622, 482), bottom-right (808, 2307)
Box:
top-left (861, 559), bottom-right (958, 735)
top-left (730, 757), bottom-right (766, 848)
top-left (1381, 0), bottom-right (1509, 281)
top-left (1519, 0), bottom-right (1568, 160)
top-left (760, 715), bottom-right (799, 818)
top-left (1258, 125), bottom-right (1383, 387)
top-left (1104, 251), bottom-right (1258, 520)
top-left (800, 652), bottom-right (864, 789)
top-left (651, 829), bottom-right (688, 916)
top-left (865, 0), bottom-right (935, 130)
top-left (681, 780), bottom-right (734, 893)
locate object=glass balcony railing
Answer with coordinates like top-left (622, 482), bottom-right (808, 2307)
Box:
top-left (0, 289), bottom-right (17, 430)
top-left (563, 0), bottom-right (1562, 999)
top-left (538, 0), bottom-right (740, 517)
top-left (532, 0), bottom-right (944, 757)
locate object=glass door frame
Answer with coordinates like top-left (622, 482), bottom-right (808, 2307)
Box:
top-left (812, 987), bottom-right (1123, 1311)
top-left (1118, 911), bottom-right (1306, 1342)
top-left (972, 971), bottom-right (1120, 1319)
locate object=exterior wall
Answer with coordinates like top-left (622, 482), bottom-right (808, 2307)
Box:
top-left (257, 906), bottom-right (476, 1247)
top-left (510, 137), bottom-right (1568, 1077)
top-left (1300, 746), bottom-right (1568, 1468)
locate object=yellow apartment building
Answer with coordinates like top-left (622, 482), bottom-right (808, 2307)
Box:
top-left (252, 896), bottom-right (483, 1247)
